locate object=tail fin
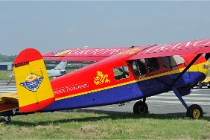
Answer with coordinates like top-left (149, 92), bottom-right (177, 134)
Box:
top-left (14, 48), bottom-right (55, 113)
top-left (53, 61), bottom-right (67, 70)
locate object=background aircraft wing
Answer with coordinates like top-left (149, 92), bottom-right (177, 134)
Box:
top-left (128, 38), bottom-right (210, 60)
top-left (43, 47), bottom-right (130, 62)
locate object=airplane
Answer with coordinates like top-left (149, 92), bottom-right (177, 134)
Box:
top-left (46, 61), bottom-right (67, 77)
top-left (1, 38), bottom-right (210, 125)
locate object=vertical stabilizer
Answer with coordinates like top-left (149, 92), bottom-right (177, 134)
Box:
top-left (14, 48), bottom-right (55, 113)
top-left (53, 61), bottom-right (67, 70)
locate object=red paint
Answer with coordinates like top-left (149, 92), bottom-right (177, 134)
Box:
top-left (19, 97), bottom-right (54, 113)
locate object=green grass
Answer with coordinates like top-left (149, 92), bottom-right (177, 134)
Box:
top-left (0, 70), bottom-right (12, 80)
top-left (0, 110), bottom-right (210, 139)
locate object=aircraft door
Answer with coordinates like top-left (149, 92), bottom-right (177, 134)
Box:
top-left (131, 58), bottom-right (163, 95)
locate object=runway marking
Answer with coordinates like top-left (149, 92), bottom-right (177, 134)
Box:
top-left (147, 100), bottom-right (210, 106)
top-left (148, 96), bottom-right (210, 101)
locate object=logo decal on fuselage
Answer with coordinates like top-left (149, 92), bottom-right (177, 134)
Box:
top-left (20, 74), bottom-right (43, 92)
top-left (203, 64), bottom-right (208, 69)
top-left (94, 71), bottom-right (110, 85)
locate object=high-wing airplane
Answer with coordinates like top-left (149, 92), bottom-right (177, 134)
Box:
top-left (46, 61), bottom-right (67, 77)
top-left (1, 38), bottom-right (210, 124)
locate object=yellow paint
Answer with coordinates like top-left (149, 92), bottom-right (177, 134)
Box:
top-left (118, 48), bottom-right (140, 55)
top-left (202, 77), bottom-right (210, 83)
top-left (94, 71), bottom-right (110, 85)
top-left (14, 59), bottom-right (54, 108)
top-left (55, 50), bottom-right (71, 56)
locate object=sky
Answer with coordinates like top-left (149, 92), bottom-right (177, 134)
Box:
top-left (0, 1), bottom-right (210, 55)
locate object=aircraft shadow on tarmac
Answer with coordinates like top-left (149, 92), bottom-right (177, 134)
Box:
top-left (6, 109), bottom-right (210, 126)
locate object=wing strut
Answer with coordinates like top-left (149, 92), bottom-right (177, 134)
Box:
top-left (170, 53), bottom-right (202, 87)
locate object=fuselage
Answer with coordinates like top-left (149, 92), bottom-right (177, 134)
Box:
top-left (42, 48), bottom-right (209, 112)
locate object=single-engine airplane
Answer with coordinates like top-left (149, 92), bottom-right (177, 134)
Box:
top-left (1, 38), bottom-right (210, 124)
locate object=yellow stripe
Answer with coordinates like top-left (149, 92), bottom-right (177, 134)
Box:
top-left (56, 62), bottom-right (208, 101)
top-left (55, 50), bottom-right (71, 56)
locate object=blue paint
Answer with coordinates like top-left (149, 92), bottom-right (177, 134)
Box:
top-left (42, 72), bottom-right (205, 112)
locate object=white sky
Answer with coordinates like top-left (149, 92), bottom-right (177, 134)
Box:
top-left (0, 1), bottom-right (210, 55)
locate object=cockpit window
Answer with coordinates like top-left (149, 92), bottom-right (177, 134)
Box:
top-left (161, 55), bottom-right (184, 69)
top-left (145, 58), bottom-right (159, 72)
top-left (161, 56), bottom-right (171, 68)
top-left (132, 58), bottom-right (160, 76)
top-left (113, 66), bottom-right (129, 80)
top-left (170, 55), bottom-right (184, 66)
top-left (132, 59), bottom-right (147, 76)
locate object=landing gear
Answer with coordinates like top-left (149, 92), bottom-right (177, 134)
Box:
top-left (187, 104), bottom-right (203, 119)
top-left (133, 100), bottom-right (148, 115)
top-left (173, 87), bottom-right (203, 119)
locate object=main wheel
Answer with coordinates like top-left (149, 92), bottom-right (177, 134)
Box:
top-left (133, 101), bottom-right (148, 115)
top-left (186, 104), bottom-right (203, 119)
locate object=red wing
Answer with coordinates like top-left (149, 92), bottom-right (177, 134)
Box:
top-left (128, 38), bottom-right (210, 60)
top-left (43, 47), bottom-right (130, 62)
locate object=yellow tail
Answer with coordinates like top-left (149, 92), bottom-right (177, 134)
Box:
top-left (14, 48), bottom-right (55, 113)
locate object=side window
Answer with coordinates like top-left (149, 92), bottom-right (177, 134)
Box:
top-left (132, 59), bottom-right (147, 76)
top-left (145, 58), bottom-right (159, 72)
top-left (161, 57), bottom-right (171, 69)
top-left (113, 66), bottom-right (129, 80)
top-left (170, 55), bottom-right (184, 67)
top-left (161, 55), bottom-right (184, 69)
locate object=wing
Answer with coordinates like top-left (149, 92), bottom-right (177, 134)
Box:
top-left (128, 38), bottom-right (210, 60)
top-left (0, 93), bottom-right (18, 113)
top-left (43, 47), bottom-right (131, 62)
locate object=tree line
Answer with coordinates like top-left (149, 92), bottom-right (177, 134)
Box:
top-left (0, 54), bottom-right (16, 62)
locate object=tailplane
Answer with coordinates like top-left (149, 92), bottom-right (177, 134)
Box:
top-left (14, 48), bottom-right (55, 113)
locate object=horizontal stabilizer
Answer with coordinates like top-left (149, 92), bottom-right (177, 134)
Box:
top-left (0, 93), bottom-right (18, 112)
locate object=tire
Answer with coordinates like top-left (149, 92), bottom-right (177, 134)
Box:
top-left (186, 104), bottom-right (203, 119)
top-left (133, 101), bottom-right (148, 115)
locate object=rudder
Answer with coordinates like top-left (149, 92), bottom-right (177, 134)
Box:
top-left (14, 48), bottom-right (55, 113)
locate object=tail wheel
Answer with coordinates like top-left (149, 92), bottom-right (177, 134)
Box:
top-left (133, 101), bottom-right (148, 115)
top-left (187, 104), bottom-right (203, 119)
